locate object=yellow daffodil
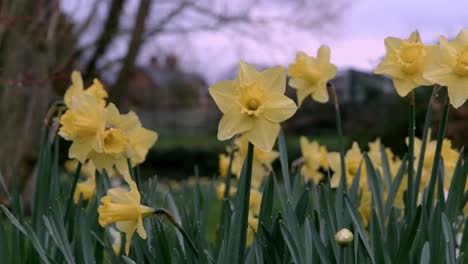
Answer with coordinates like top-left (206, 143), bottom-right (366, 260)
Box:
top-left (87, 104), bottom-right (157, 182)
top-left (375, 31), bottom-right (434, 96)
top-left (328, 142), bottom-right (365, 188)
top-left (218, 153), bottom-right (230, 177)
top-left (424, 29), bottom-right (468, 108)
top-left (64, 71), bottom-right (108, 108)
top-left (64, 159), bottom-right (97, 179)
top-left (249, 189), bottom-right (262, 216)
top-left (231, 134), bottom-right (279, 188)
top-left (209, 61), bottom-right (297, 152)
top-left (98, 180), bottom-right (155, 255)
top-left (288, 45), bottom-right (337, 105)
top-left (59, 94), bottom-right (106, 162)
top-left (299, 136), bottom-right (329, 183)
top-left (74, 176), bottom-right (95, 203)
top-left (409, 136), bottom-right (460, 191)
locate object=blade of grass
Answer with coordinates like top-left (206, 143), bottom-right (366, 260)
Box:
top-left (278, 129), bottom-right (292, 197)
top-left (425, 100), bottom-right (449, 211)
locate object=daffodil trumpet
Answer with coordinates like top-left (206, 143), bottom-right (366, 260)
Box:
top-left (150, 208), bottom-right (200, 260)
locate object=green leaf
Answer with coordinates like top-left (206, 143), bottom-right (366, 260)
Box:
top-left (425, 102), bottom-right (449, 211)
top-left (258, 173), bottom-right (274, 232)
top-left (364, 154), bottom-right (385, 225)
top-left (278, 129), bottom-right (292, 197)
top-left (419, 242), bottom-right (430, 264)
top-left (441, 213), bottom-right (455, 264)
top-left (280, 221), bottom-right (304, 264)
top-left (1, 205), bottom-right (52, 263)
top-left (79, 212), bottom-right (94, 264)
top-left (444, 151), bottom-right (467, 222)
top-left (226, 142), bottom-right (254, 264)
top-left (43, 213), bottom-right (75, 263)
top-left (344, 196), bottom-right (375, 263)
top-left (122, 256), bottom-right (137, 264)
top-left (384, 155), bottom-right (407, 218)
top-left (295, 188), bottom-right (310, 226)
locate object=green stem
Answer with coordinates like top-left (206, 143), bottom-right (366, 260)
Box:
top-left (64, 162), bottom-right (82, 222)
top-left (413, 86), bottom-right (438, 212)
top-left (425, 99), bottom-right (449, 210)
top-left (406, 91), bottom-right (415, 218)
top-left (238, 142), bottom-right (254, 260)
top-left (339, 247), bottom-right (345, 264)
top-left (154, 208), bottom-right (200, 260)
top-left (223, 150), bottom-right (235, 200)
top-left (329, 84), bottom-right (347, 190)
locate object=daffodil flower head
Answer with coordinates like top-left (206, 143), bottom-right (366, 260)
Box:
top-left (98, 180), bottom-right (155, 255)
top-left (64, 71), bottom-right (108, 108)
top-left (328, 142), bottom-right (365, 189)
top-left (375, 31), bottom-right (434, 97)
top-left (59, 94), bottom-right (106, 162)
top-left (299, 136), bottom-right (329, 183)
top-left (209, 61), bottom-right (297, 152)
top-left (288, 45), bottom-right (337, 105)
top-left (424, 28), bottom-right (468, 108)
top-left (231, 134), bottom-right (279, 187)
top-left (87, 104), bottom-right (157, 183)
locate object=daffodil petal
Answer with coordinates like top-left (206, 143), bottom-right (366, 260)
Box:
top-left (245, 118), bottom-right (280, 152)
top-left (115, 221), bottom-right (136, 255)
top-left (311, 83), bottom-right (329, 103)
top-left (392, 78), bottom-right (418, 97)
top-left (262, 93), bottom-right (297, 123)
top-left (447, 79), bottom-right (468, 108)
top-left (69, 139), bottom-right (93, 162)
top-left (217, 110), bottom-right (252, 140)
top-left (238, 61), bottom-right (260, 83)
top-left (289, 78), bottom-right (310, 90)
top-left (317, 45), bottom-right (331, 63)
top-left (208, 80), bottom-right (236, 113)
top-left (296, 86), bottom-right (312, 106)
top-left (260, 66), bottom-right (286, 93)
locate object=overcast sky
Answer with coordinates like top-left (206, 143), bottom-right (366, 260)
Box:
top-left (61, 0), bottom-right (468, 83)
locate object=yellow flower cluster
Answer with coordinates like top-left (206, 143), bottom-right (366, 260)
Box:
top-left (59, 71), bottom-right (158, 182)
top-left (218, 134), bottom-right (279, 188)
top-left (215, 183), bottom-right (262, 246)
top-left (299, 136), bottom-right (329, 183)
top-left (59, 71), bottom-right (158, 255)
top-left (375, 29), bottom-right (468, 108)
top-left (209, 45), bottom-right (336, 152)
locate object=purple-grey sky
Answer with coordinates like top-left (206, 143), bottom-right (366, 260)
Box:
top-left (61, 0), bottom-right (468, 83)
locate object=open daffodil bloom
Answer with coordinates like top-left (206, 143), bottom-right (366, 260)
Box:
top-left (209, 61), bottom-right (297, 152)
top-left (375, 31), bottom-right (434, 97)
top-left (424, 28), bottom-right (468, 108)
top-left (98, 180), bottom-right (155, 255)
top-left (288, 45), bottom-right (337, 105)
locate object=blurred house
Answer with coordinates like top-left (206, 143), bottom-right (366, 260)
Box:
top-left (331, 69), bottom-right (394, 104)
top-left (288, 69), bottom-right (395, 135)
top-left (126, 55), bottom-right (215, 134)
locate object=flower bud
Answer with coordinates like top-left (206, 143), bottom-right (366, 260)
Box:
top-left (335, 228), bottom-right (353, 246)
